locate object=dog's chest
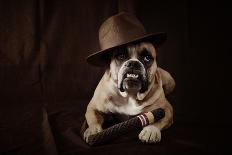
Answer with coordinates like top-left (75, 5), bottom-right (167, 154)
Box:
top-left (106, 96), bottom-right (143, 115)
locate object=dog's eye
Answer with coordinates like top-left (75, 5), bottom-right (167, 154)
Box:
top-left (140, 50), bottom-right (153, 63)
top-left (144, 55), bottom-right (152, 62)
top-left (116, 53), bottom-right (127, 60)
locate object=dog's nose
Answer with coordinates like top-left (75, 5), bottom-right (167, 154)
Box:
top-left (126, 61), bottom-right (140, 69)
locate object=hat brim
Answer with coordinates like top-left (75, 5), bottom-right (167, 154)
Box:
top-left (86, 32), bottom-right (167, 67)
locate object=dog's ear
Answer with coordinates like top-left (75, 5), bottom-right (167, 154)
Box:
top-left (158, 67), bottom-right (175, 95)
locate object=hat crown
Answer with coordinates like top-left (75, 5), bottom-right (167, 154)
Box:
top-left (87, 12), bottom-right (167, 67)
top-left (99, 12), bottom-right (147, 50)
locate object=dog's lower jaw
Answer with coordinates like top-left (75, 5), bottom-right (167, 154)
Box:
top-left (118, 79), bottom-right (148, 98)
top-left (118, 86), bottom-right (146, 99)
top-left (118, 86), bottom-right (140, 98)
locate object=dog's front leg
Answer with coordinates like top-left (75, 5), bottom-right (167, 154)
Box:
top-left (84, 104), bottom-right (104, 143)
top-left (139, 101), bottom-right (173, 143)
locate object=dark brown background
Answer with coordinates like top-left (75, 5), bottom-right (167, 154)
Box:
top-left (0, 0), bottom-right (231, 154)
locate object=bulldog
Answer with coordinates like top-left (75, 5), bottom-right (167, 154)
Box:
top-left (83, 42), bottom-right (175, 143)
top-left (83, 12), bottom-right (175, 144)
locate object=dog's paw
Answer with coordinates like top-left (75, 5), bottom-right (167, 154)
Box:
top-left (138, 125), bottom-right (161, 143)
top-left (83, 125), bottom-right (103, 143)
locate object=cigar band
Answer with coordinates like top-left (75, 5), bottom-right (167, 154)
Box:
top-left (144, 112), bottom-right (155, 124)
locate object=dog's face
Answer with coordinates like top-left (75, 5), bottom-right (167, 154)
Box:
top-left (109, 42), bottom-right (158, 96)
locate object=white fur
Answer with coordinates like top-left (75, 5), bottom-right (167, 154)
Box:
top-left (84, 125), bottom-right (102, 143)
top-left (139, 125), bottom-right (161, 143)
top-left (106, 96), bottom-right (142, 115)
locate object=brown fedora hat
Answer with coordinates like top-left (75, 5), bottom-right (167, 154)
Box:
top-left (87, 12), bottom-right (167, 67)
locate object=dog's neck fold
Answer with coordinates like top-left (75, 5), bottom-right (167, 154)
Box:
top-left (137, 69), bottom-right (162, 101)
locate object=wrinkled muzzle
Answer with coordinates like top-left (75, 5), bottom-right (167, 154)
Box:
top-left (118, 60), bottom-right (148, 93)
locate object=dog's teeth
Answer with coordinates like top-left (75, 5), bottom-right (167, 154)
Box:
top-left (126, 73), bottom-right (138, 78)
